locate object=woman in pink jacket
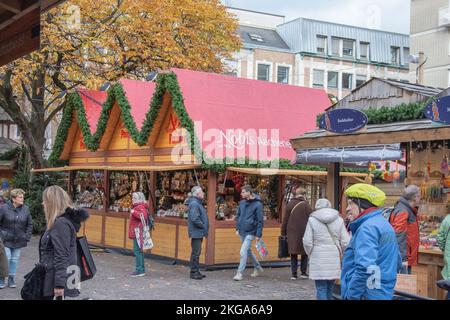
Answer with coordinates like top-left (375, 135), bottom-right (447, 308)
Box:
top-left (128, 192), bottom-right (149, 277)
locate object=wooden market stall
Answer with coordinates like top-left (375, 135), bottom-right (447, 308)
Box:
top-left (291, 119), bottom-right (449, 299)
top-left (37, 68), bottom-right (354, 267)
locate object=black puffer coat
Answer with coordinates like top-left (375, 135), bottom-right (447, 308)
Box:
top-left (0, 201), bottom-right (33, 249)
top-left (39, 208), bottom-right (89, 298)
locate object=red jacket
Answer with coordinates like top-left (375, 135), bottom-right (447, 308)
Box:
top-left (128, 203), bottom-right (149, 239)
top-left (390, 197), bottom-right (420, 266)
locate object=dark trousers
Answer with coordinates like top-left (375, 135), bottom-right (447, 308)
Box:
top-left (291, 254), bottom-right (308, 276)
top-left (0, 238), bottom-right (8, 278)
top-left (190, 238), bottom-right (203, 274)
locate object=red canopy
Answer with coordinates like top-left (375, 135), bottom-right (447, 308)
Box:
top-left (78, 68), bottom-right (330, 162)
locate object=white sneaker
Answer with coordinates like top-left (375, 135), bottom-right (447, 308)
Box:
top-left (233, 272), bottom-right (243, 281)
top-left (251, 267), bottom-right (263, 277)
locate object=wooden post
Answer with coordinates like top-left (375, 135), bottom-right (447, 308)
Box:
top-left (205, 170), bottom-right (217, 266)
top-left (101, 170), bottom-right (108, 246)
top-left (148, 171), bottom-right (157, 214)
top-left (326, 163), bottom-right (340, 209)
top-left (278, 175), bottom-right (286, 223)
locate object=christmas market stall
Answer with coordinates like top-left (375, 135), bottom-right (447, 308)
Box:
top-left (291, 100), bottom-right (450, 299)
top-left (35, 68), bottom-right (366, 267)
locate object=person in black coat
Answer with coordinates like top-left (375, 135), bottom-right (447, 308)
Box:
top-left (39, 185), bottom-right (89, 299)
top-left (0, 189), bottom-right (32, 288)
top-left (186, 186), bottom-right (209, 280)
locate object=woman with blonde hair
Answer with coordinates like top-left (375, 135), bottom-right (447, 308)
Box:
top-left (0, 188), bottom-right (32, 289)
top-left (39, 185), bottom-right (89, 299)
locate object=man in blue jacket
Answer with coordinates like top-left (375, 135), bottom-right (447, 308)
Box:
top-left (233, 185), bottom-right (264, 281)
top-left (341, 183), bottom-right (402, 300)
top-left (187, 186), bottom-right (209, 280)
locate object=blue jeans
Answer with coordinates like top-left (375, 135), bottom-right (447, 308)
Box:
top-left (237, 235), bottom-right (261, 274)
top-left (4, 248), bottom-right (21, 276)
top-left (315, 280), bottom-right (335, 300)
top-left (133, 240), bottom-right (145, 273)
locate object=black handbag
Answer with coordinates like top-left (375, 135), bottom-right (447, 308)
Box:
top-left (21, 263), bottom-right (47, 300)
top-left (76, 236), bottom-right (97, 282)
top-left (278, 236), bottom-right (289, 258)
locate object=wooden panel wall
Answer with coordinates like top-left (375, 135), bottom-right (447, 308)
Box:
top-left (150, 223), bottom-right (177, 258)
top-left (84, 215), bottom-right (103, 245)
top-left (177, 226), bottom-right (206, 264)
top-left (105, 217), bottom-right (126, 248)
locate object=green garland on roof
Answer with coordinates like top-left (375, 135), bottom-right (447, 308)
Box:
top-left (201, 158), bottom-right (327, 172)
top-left (315, 102), bottom-right (429, 127)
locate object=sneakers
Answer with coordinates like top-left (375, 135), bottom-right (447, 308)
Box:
top-left (300, 273), bottom-right (309, 279)
top-left (130, 271), bottom-right (146, 277)
top-left (233, 272), bottom-right (243, 281)
top-left (0, 278), bottom-right (5, 289)
top-left (250, 267), bottom-right (264, 278)
top-left (7, 276), bottom-right (16, 288)
top-left (291, 276), bottom-right (298, 280)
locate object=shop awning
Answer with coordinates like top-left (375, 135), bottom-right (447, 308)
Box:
top-left (296, 144), bottom-right (403, 164)
top-left (32, 164), bottom-right (202, 173)
top-left (226, 167), bottom-right (368, 178)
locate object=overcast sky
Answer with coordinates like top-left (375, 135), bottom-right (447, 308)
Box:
top-left (223, 0), bottom-right (411, 34)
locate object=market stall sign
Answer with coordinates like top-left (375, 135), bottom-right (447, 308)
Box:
top-left (424, 96), bottom-right (450, 125)
top-left (318, 109), bottom-right (368, 134)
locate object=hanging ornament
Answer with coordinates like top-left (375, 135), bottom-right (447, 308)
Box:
top-left (441, 154), bottom-right (449, 176)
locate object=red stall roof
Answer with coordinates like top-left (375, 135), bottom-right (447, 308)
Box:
top-left (72, 68), bottom-right (330, 162)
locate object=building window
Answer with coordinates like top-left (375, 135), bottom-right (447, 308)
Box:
top-left (317, 35), bottom-right (327, 54)
top-left (313, 69), bottom-right (325, 88)
top-left (342, 73), bottom-right (353, 90)
top-left (331, 38), bottom-right (340, 56)
top-left (343, 39), bottom-right (355, 58)
top-left (391, 46), bottom-right (400, 64)
top-left (277, 66), bottom-right (290, 84)
top-left (403, 47), bottom-right (410, 66)
top-left (356, 75), bottom-right (366, 88)
top-left (257, 64), bottom-right (271, 81)
top-left (327, 71), bottom-right (338, 88)
top-left (0, 124), bottom-right (3, 138)
top-left (360, 42), bottom-right (370, 61)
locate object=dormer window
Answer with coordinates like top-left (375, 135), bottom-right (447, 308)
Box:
top-left (249, 33), bottom-right (264, 42)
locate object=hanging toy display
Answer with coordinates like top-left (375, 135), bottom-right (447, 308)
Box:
top-left (393, 161), bottom-right (401, 181)
top-left (441, 154), bottom-right (449, 176)
top-left (383, 161), bottom-right (393, 182)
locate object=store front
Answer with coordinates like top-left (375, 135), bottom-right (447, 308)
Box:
top-left (291, 118), bottom-right (449, 299)
top-left (34, 68), bottom-right (354, 267)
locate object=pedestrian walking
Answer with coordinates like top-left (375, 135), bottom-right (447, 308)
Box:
top-left (281, 185), bottom-right (312, 280)
top-left (186, 186), bottom-right (209, 280)
top-left (233, 185), bottom-right (264, 281)
top-left (128, 192), bottom-right (150, 277)
top-left (437, 212), bottom-right (450, 300)
top-left (0, 237), bottom-right (8, 289)
top-left (341, 183), bottom-right (401, 300)
top-left (0, 188), bottom-right (32, 289)
top-left (39, 185), bottom-right (89, 299)
top-left (390, 185), bottom-right (421, 274)
top-left (303, 198), bottom-right (350, 300)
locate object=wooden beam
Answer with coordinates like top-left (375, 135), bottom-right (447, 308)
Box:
top-left (0, 1), bottom-right (23, 14)
top-left (291, 126), bottom-right (450, 150)
top-left (205, 170), bottom-right (217, 266)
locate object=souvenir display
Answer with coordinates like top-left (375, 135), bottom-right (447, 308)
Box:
top-left (156, 170), bottom-right (208, 218)
top-left (109, 172), bottom-right (150, 212)
top-left (72, 171), bottom-right (105, 210)
top-left (419, 215), bottom-right (445, 250)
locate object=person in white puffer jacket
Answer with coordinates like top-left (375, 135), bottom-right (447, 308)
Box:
top-left (303, 198), bottom-right (350, 300)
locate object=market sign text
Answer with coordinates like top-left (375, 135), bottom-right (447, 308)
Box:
top-left (319, 108), bottom-right (368, 134)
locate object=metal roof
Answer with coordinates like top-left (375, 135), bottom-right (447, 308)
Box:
top-left (379, 78), bottom-right (444, 97)
top-left (277, 18), bottom-right (409, 64)
top-left (294, 119), bottom-right (445, 141)
top-left (238, 25), bottom-right (291, 51)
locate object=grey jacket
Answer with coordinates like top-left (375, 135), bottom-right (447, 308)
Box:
top-left (187, 197), bottom-right (209, 239)
top-left (0, 201), bottom-right (33, 249)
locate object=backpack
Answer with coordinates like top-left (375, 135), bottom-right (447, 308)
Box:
top-left (21, 263), bottom-right (47, 300)
top-left (380, 207), bottom-right (395, 222)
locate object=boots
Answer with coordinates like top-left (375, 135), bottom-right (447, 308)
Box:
top-left (8, 276), bottom-right (16, 288)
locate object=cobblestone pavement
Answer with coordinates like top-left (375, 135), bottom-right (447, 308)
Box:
top-left (0, 237), bottom-right (316, 300)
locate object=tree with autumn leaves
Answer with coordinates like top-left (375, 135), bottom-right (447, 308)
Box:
top-left (0, 0), bottom-right (240, 168)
